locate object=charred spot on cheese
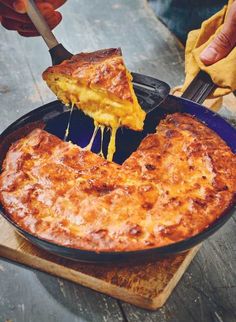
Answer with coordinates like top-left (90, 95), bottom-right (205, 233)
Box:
top-left (42, 48), bottom-right (145, 161)
top-left (129, 224), bottom-right (143, 237)
top-left (142, 202), bottom-right (154, 210)
top-left (145, 164), bottom-right (156, 171)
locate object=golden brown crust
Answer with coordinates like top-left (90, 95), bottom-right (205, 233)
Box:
top-left (0, 113), bottom-right (235, 252)
top-left (42, 48), bottom-right (133, 102)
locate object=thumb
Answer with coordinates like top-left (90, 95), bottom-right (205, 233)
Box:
top-left (200, 2), bottom-right (236, 66)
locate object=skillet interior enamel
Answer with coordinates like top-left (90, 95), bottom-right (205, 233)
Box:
top-left (0, 78), bottom-right (236, 263)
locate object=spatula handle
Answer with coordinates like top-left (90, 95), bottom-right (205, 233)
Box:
top-left (26, 0), bottom-right (59, 49)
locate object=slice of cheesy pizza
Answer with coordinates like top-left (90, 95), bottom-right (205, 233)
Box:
top-left (42, 48), bottom-right (145, 160)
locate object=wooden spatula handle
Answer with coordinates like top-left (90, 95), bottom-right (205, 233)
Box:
top-left (26, 0), bottom-right (59, 49)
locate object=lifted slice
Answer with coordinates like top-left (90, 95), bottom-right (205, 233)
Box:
top-left (43, 48), bottom-right (145, 159)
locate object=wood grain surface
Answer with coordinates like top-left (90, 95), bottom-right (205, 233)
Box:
top-left (0, 0), bottom-right (235, 321)
top-left (0, 217), bottom-right (200, 310)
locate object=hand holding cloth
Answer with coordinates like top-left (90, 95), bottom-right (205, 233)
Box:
top-left (182, 0), bottom-right (236, 97)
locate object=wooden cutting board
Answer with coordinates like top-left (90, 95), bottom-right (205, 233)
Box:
top-left (0, 216), bottom-right (199, 310)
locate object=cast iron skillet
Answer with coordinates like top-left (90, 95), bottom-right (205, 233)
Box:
top-left (0, 73), bottom-right (236, 263)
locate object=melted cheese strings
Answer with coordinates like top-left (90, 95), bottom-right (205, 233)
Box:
top-left (64, 103), bottom-right (118, 161)
top-left (107, 126), bottom-right (118, 161)
top-left (98, 125), bottom-right (105, 158)
top-left (83, 123), bottom-right (99, 151)
top-left (81, 123), bottom-right (117, 161)
top-left (64, 103), bottom-right (75, 141)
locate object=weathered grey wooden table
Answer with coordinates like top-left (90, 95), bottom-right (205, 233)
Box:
top-left (0, 1), bottom-right (235, 321)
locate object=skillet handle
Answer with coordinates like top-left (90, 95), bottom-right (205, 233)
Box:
top-left (181, 70), bottom-right (216, 104)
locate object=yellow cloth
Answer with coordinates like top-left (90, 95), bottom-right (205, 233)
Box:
top-left (182, 0), bottom-right (236, 97)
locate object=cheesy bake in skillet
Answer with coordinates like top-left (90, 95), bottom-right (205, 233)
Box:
top-left (0, 113), bottom-right (235, 252)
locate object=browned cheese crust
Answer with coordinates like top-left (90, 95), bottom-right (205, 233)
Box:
top-left (0, 113), bottom-right (235, 252)
top-left (42, 48), bottom-right (133, 102)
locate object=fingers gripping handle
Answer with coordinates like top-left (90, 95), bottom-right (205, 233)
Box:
top-left (26, 0), bottom-right (59, 49)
